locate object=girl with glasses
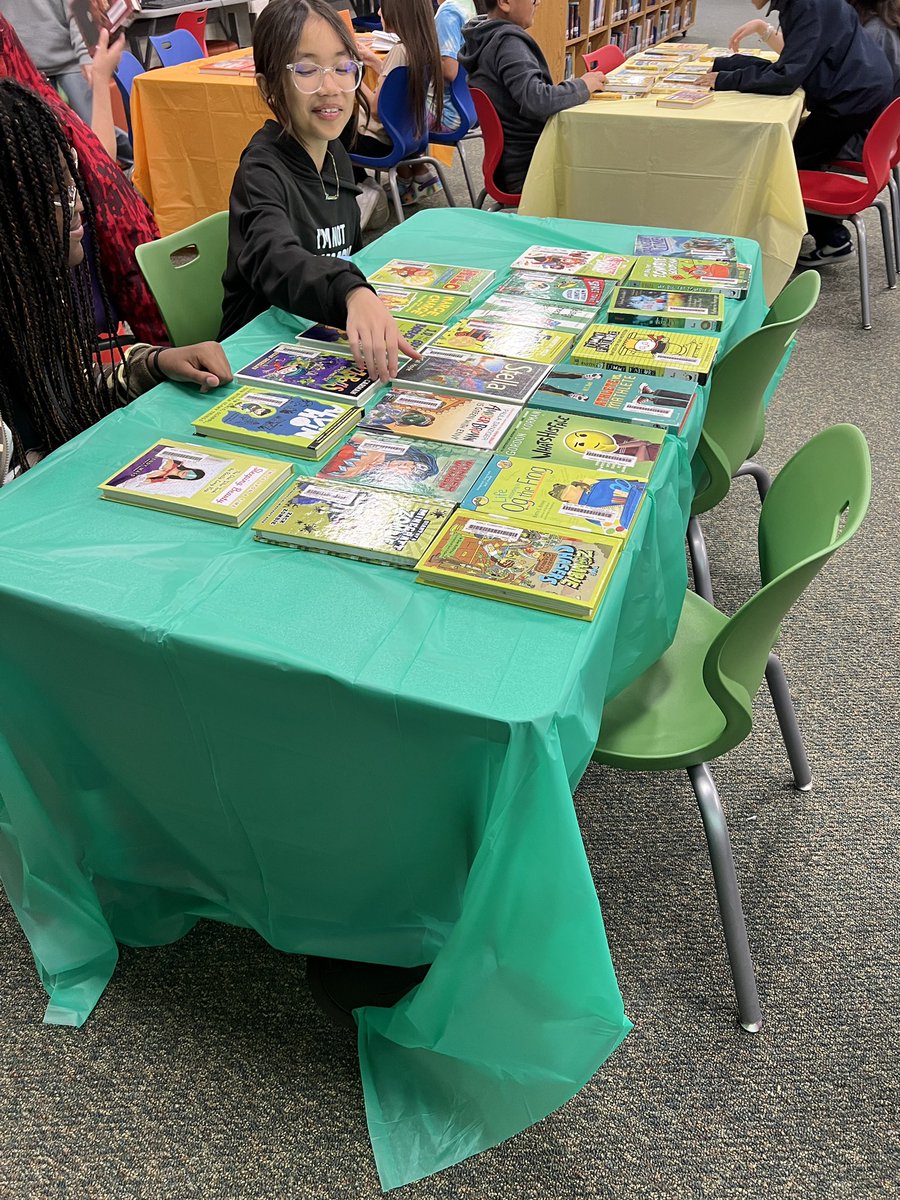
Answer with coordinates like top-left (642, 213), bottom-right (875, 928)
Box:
top-left (0, 80), bottom-right (232, 483)
top-left (220, 0), bottom-right (416, 383)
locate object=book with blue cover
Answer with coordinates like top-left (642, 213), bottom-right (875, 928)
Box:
top-left (529, 365), bottom-right (696, 434)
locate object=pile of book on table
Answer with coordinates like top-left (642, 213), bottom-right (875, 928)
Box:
top-left (596, 41), bottom-right (775, 108)
top-left (99, 236), bottom-right (749, 621)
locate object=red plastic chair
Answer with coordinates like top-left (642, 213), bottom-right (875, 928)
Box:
top-left (174, 9), bottom-right (238, 58)
top-left (583, 44), bottom-right (626, 74)
top-left (469, 87), bottom-right (521, 210)
top-left (798, 97), bottom-right (900, 329)
top-left (828, 116), bottom-right (900, 292)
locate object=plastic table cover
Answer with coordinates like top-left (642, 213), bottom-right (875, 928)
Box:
top-left (0, 211), bottom-right (767, 1189)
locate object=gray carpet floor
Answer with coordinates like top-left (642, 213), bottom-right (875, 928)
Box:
top-left (2, 2), bottom-right (898, 1195)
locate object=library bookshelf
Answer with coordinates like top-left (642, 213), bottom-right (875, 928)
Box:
top-left (531, 0), bottom-right (699, 80)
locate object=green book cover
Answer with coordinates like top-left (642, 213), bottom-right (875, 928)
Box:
top-left (608, 285), bottom-right (724, 332)
top-left (494, 270), bottom-right (607, 307)
top-left (374, 285), bottom-right (470, 324)
top-left (317, 433), bottom-right (489, 503)
top-left (467, 297), bottom-right (595, 334)
top-left (192, 386), bottom-right (361, 459)
top-left (528, 366), bottom-right (696, 434)
top-left (629, 256), bottom-right (752, 299)
top-left (571, 323), bottom-right (719, 384)
top-left (367, 259), bottom-right (494, 296)
top-left (433, 320), bottom-right (574, 365)
top-left (500, 408), bottom-right (665, 481)
top-left (252, 478), bottom-right (454, 568)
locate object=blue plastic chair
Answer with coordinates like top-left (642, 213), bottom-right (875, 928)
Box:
top-left (149, 29), bottom-right (205, 68)
top-left (350, 67), bottom-right (456, 223)
top-left (427, 65), bottom-right (481, 206)
top-left (113, 50), bottom-right (145, 141)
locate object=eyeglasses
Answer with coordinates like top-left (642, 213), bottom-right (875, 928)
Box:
top-left (52, 147), bottom-right (79, 216)
top-left (285, 59), bottom-right (363, 94)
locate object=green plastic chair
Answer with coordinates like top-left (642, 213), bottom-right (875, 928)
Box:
top-left (592, 424), bottom-right (871, 1033)
top-left (135, 211), bottom-right (228, 346)
top-left (688, 271), bottom-right (822, 605)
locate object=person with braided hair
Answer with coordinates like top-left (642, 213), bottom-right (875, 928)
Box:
top-left (0, 80), bottom-right (232, 482)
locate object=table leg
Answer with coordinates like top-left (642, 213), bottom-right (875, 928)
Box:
top-left (228, 2), bottom-right (253, 47)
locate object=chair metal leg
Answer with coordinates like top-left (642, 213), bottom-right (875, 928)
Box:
top-left (765, 652), bottom-right (812, 791)
top-left (850, 212), bottom-right (872, 329)
top-left (418, 155), bottom-right (457, 207)
top-left (686, 763), bottom-right (763, 1033)
top-left (734, 459), bottom-right (772, 503)
top-left (474, 186), bottom-right (487, 210)
top-left (386, 168), bottom-right (405, 224)
top-left (686, 515), bottom-right (714, 603)
top-left (456, 141), bottom-right (478, 206)
top-left (874, 198), bottom-right (897, 288)
top-left (888, 174), bottom-right (900, 275)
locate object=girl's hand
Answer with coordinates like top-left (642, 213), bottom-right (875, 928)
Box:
top-left (157, 342), bottom-right (234, 392)
top-left (89, 28), bottom-right (125, 86)
top-left (345, 287), bottom-right (419, 382)
top-left (729, 19), bottom-right (767, 52)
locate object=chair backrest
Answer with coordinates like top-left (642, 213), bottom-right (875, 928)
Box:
top-left (369, 66), bottom-right (430, 159)
top-left (860, 96), bottom-right (900, 195)
top-left (444, 63), bottom-right (477, 140)
top-left (113, 49), bottom-right (145, 138)
top-left (469, 86), bottom-right (521, 205)
top-left (704, 424), bottom-right (871, 743)
top-left (174, 10), bottom-right (209, 56)
top-left (149, 29), bottom-right (205, 68)
top-left (134, 211), bottom-right (229, 346)
top-left (337, 7), bottom-right (354, 35)
top-left (583, 44), bottom-right (626, 73)
top-left (691, 271), bottom-right (821, 517)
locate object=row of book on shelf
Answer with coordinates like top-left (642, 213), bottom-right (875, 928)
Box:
top-left (99, 234), bottom-right (748, 622)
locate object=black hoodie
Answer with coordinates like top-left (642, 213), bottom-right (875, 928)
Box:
top-left (459, 18), bottom-right (589, 194)
top-left (220, 121), bottom-right (372, 340)
top-left (713, 0), bottom-right (893, 117)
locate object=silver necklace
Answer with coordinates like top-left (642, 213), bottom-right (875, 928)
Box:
top-left (320, 149), bottom-right (339, 201)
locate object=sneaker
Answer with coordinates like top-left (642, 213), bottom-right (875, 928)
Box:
top-left (413, 172), bottom-right (442, 200)
top-left (797, 236), bottom-right (854, 267)
top-left (396, 178), bottom-right (419, 207)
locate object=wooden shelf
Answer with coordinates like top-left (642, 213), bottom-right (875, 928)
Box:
top-left (535, 0), bottom-right (699, 79)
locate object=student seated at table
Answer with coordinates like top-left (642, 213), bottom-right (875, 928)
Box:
top-left (0, 80), bottom-right (232, 484)
top-left (458, 0), bottom-right (607, 196)
top-left (699, 0), bottom-right (894, 266)
top-left (220, 0), bottom-right (414, 381)
top-left (434, 0), bottom-right (477, 133)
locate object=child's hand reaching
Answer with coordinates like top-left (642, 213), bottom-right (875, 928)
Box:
top-left (345, 288), bottom-right (419, 383)
top-left (729, 19), bottom-right (768, 52)
top-left (85, 28), bottom-right (125, 88)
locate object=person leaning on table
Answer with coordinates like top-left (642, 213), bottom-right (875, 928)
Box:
top-left (697, 0), bottom-right (894, 267)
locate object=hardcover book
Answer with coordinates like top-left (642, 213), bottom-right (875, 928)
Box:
top-left (359, 390), bottom-right (520, 449)
top-left (432, 319), bottom-right (574, 364)
top-left (393, 348), bottom-right (549, 404)
top-left (500, 407), bottom-right (664, 481)
top-left (373, 284), bottom-right (470, 324)
top-left (99, 441), bottom-right (292, 526)
top-left (416, 511), bottom-right (621, 620)
top-left (296, 318), bottom-right (441, 355)
top-left (509, 246), bottom-right (636, 281)
top-left (529, 365), bottom-right (696, 434)
top-left (69, 0), bottom-right (139, 49)
top-left (571, 324), bottom-right (719, 383)
top-left (466, 297), bottom-right (595, 334)
top-left (192, 386), bottom-right (361, 460)
top-left (366, 259), bottom-right (494, 297)
top-left (644, 41), bottom-right (707, 55)
top-left (603, 72), bottom-right (654, 95)
top-left (463, 455), bottom-right (647, 539)
top-left (198, 55), bottom-right (256, 74)
top-left (235, 344), bottom-right (382, 402)
top-left (252, 479), bottom-right (454, 568)
top-left (608, 284), bottom-right (724, 331)
top-left (494, 270), bottom-right (607, 307)
top-left (630, 256), bottom-right (752, 299)
top-left (633, 234), bottom-right (737, 261)
top-left (317, 433), bottom-right (488, 503)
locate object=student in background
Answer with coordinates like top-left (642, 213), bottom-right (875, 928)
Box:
top-left (434, 0), bottom-right (477, 131)
top-left (221, 0), bottom-right (415, 381)
top-left (701, 0), bottom-right (893, 265)
top-left (0, 80), bottom-right (231, 482)
top-left (459, 0), bottom-right (607, 195)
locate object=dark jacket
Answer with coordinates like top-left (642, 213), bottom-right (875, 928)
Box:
top-left (220, 121), bottom-right (371, 340)
top-left (713, 0), bottom-right (893, 117)
top-left (459, 18), bottom-right (589, 193)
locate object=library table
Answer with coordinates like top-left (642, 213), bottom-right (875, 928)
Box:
top-left (0, 211), bottom-right (767, 1189)
top-left (520, 89), bottom-right (806, 303)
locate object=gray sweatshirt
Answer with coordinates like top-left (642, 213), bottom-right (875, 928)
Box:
top-left (2, 0), bottom-right (90, 74)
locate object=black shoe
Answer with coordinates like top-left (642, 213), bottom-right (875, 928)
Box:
top-left (797, 238), bottom-right (854, 267)
top-left (306, 956), bottom-right (430, 1029)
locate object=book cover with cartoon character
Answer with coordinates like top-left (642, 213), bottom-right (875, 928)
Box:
top-left (495, 270), bottom-right (607, 308)
top-left (235, 344), bottom-right (381, 402)
top-left (366, 259), bottom-right (494, 297)
top-left (608, 285), bottom-right (724, 332)
top-left (528, 365), bottom-right (696, 433)
top-left (500, 408), bottom-right (664, 481)
top-left (317, 434), bottom-right (488, 502)
top-left (373, 285), bottom-right (470, 324)
top-left (433, 319), bottom-right (574, 365)
top-left (630, 256), bottom-right (752, 299)
top-left (510, 246), bottom-right (636, 281)
top-left (192, 387), bottom-right (361, 459)
top-left (394, 348), bottom-right (549, 404)
top-left (571, 324), bottom-right (719, 383)
top-left (359, 390), bottom-right (520, 449)
top-left (296, 318), bottom-right (440, 356)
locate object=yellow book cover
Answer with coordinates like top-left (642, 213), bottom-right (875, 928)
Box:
top-left (571, 324), bottom-right (719, 384)
top-left (433, 320), bottom-right (573, 365)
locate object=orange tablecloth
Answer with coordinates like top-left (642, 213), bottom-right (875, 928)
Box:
top-left (133, 50), bottom-right (452, 237)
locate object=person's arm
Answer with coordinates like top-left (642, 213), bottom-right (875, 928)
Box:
top-left (492, 37), bottom-right (594, 118)
top-left (728, 18), bottom-right (784, 54)
top-left (106, 343), bottom-right (234, 400)
top-left (87, 29), bottom-right (123, 161)
top-left (442, 55), bottom-right (458, 83)
top-left (714, 3), bottom-right (823, 94)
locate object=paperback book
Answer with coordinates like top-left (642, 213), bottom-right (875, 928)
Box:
top-left (464, 456), bottom-right (647, 538)
top-left (393, 348), bottom-right (549, 404)
top-left (296, 318), bottom-right (441, 355)
top-left (432, 319), bottom-right (574, 365)
top-left (366, 259), bottom-right (494, 298)
top-left (374, 284), bottom-right (469, 324)
top-left (571, 324), bottom-right (719, 384)
top-left (69, 0), bottom-right (139, 49)
top-left (500, 407), bottom-right (664, 481)
top-left (99, 441), bottom-right (292, 526)
top-left (317, 433), bottom-right (488, 503)
top-left (529, 366), bottom-right (696, 434)
top-left (657, 89), bottom-right (714, 108)
top-left (509, 246), bottom-right (636, 281)
top-left (603, 72), bottom-right (654, 95)
top-left (467, 297), bottom-right (595, 334)
top-left (236, 344), bottom-right (382, 403)
top-left (644, 40), bottom-right (707, 55)
top-left (633, 234), bottom-right (737, 260)
top-left (198, 54), bottom-right (255, 74)
top-left (192, 387), bottom-right (361, 460)
top-left (630, 256), bottom-right (752, 299)
top-left (494, 270), bottom-right (606, 307)
top-left (608, 284), bottom-right (724, 331)
top-left (416, 511), bottom-right (621, 620)
top-left (359, 390), bottom-right (520, 450)
top-left (252, 479), bottom-right (454, 569)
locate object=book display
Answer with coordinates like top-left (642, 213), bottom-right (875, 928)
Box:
top-left (359, 391), bottom-right (521, 450)
top-left (528, 366), bottom-right (696, 434)
top-left (192, 387), bottom-right (361, 460)
top-left (394, 349), bottom-right (550, 404)
top-left (494, 270), bottom-right (607, 307)
top-left (433, 320), bottom-right (574, 365)
top-left (235, 344), bottom-right (382, 404)
top-left (317, 434), bottom-right (489, 504)
top-left (500, 408), bottom-right (665, 481)
top-left (572, 324), bottom-right (719, 384)
top-left (630, 257), bottom-right (752, 300)
top-left (608, 284), bottom-right (724, 332)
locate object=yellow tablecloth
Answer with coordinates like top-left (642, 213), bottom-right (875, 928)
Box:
top-left (519, 91), bottom-right (806, 303)
top-left (132, 51), bottom-right (453, 237)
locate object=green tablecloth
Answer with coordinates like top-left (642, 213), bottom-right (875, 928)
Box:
top-left (0, 211), bottom-right (767, 1189)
